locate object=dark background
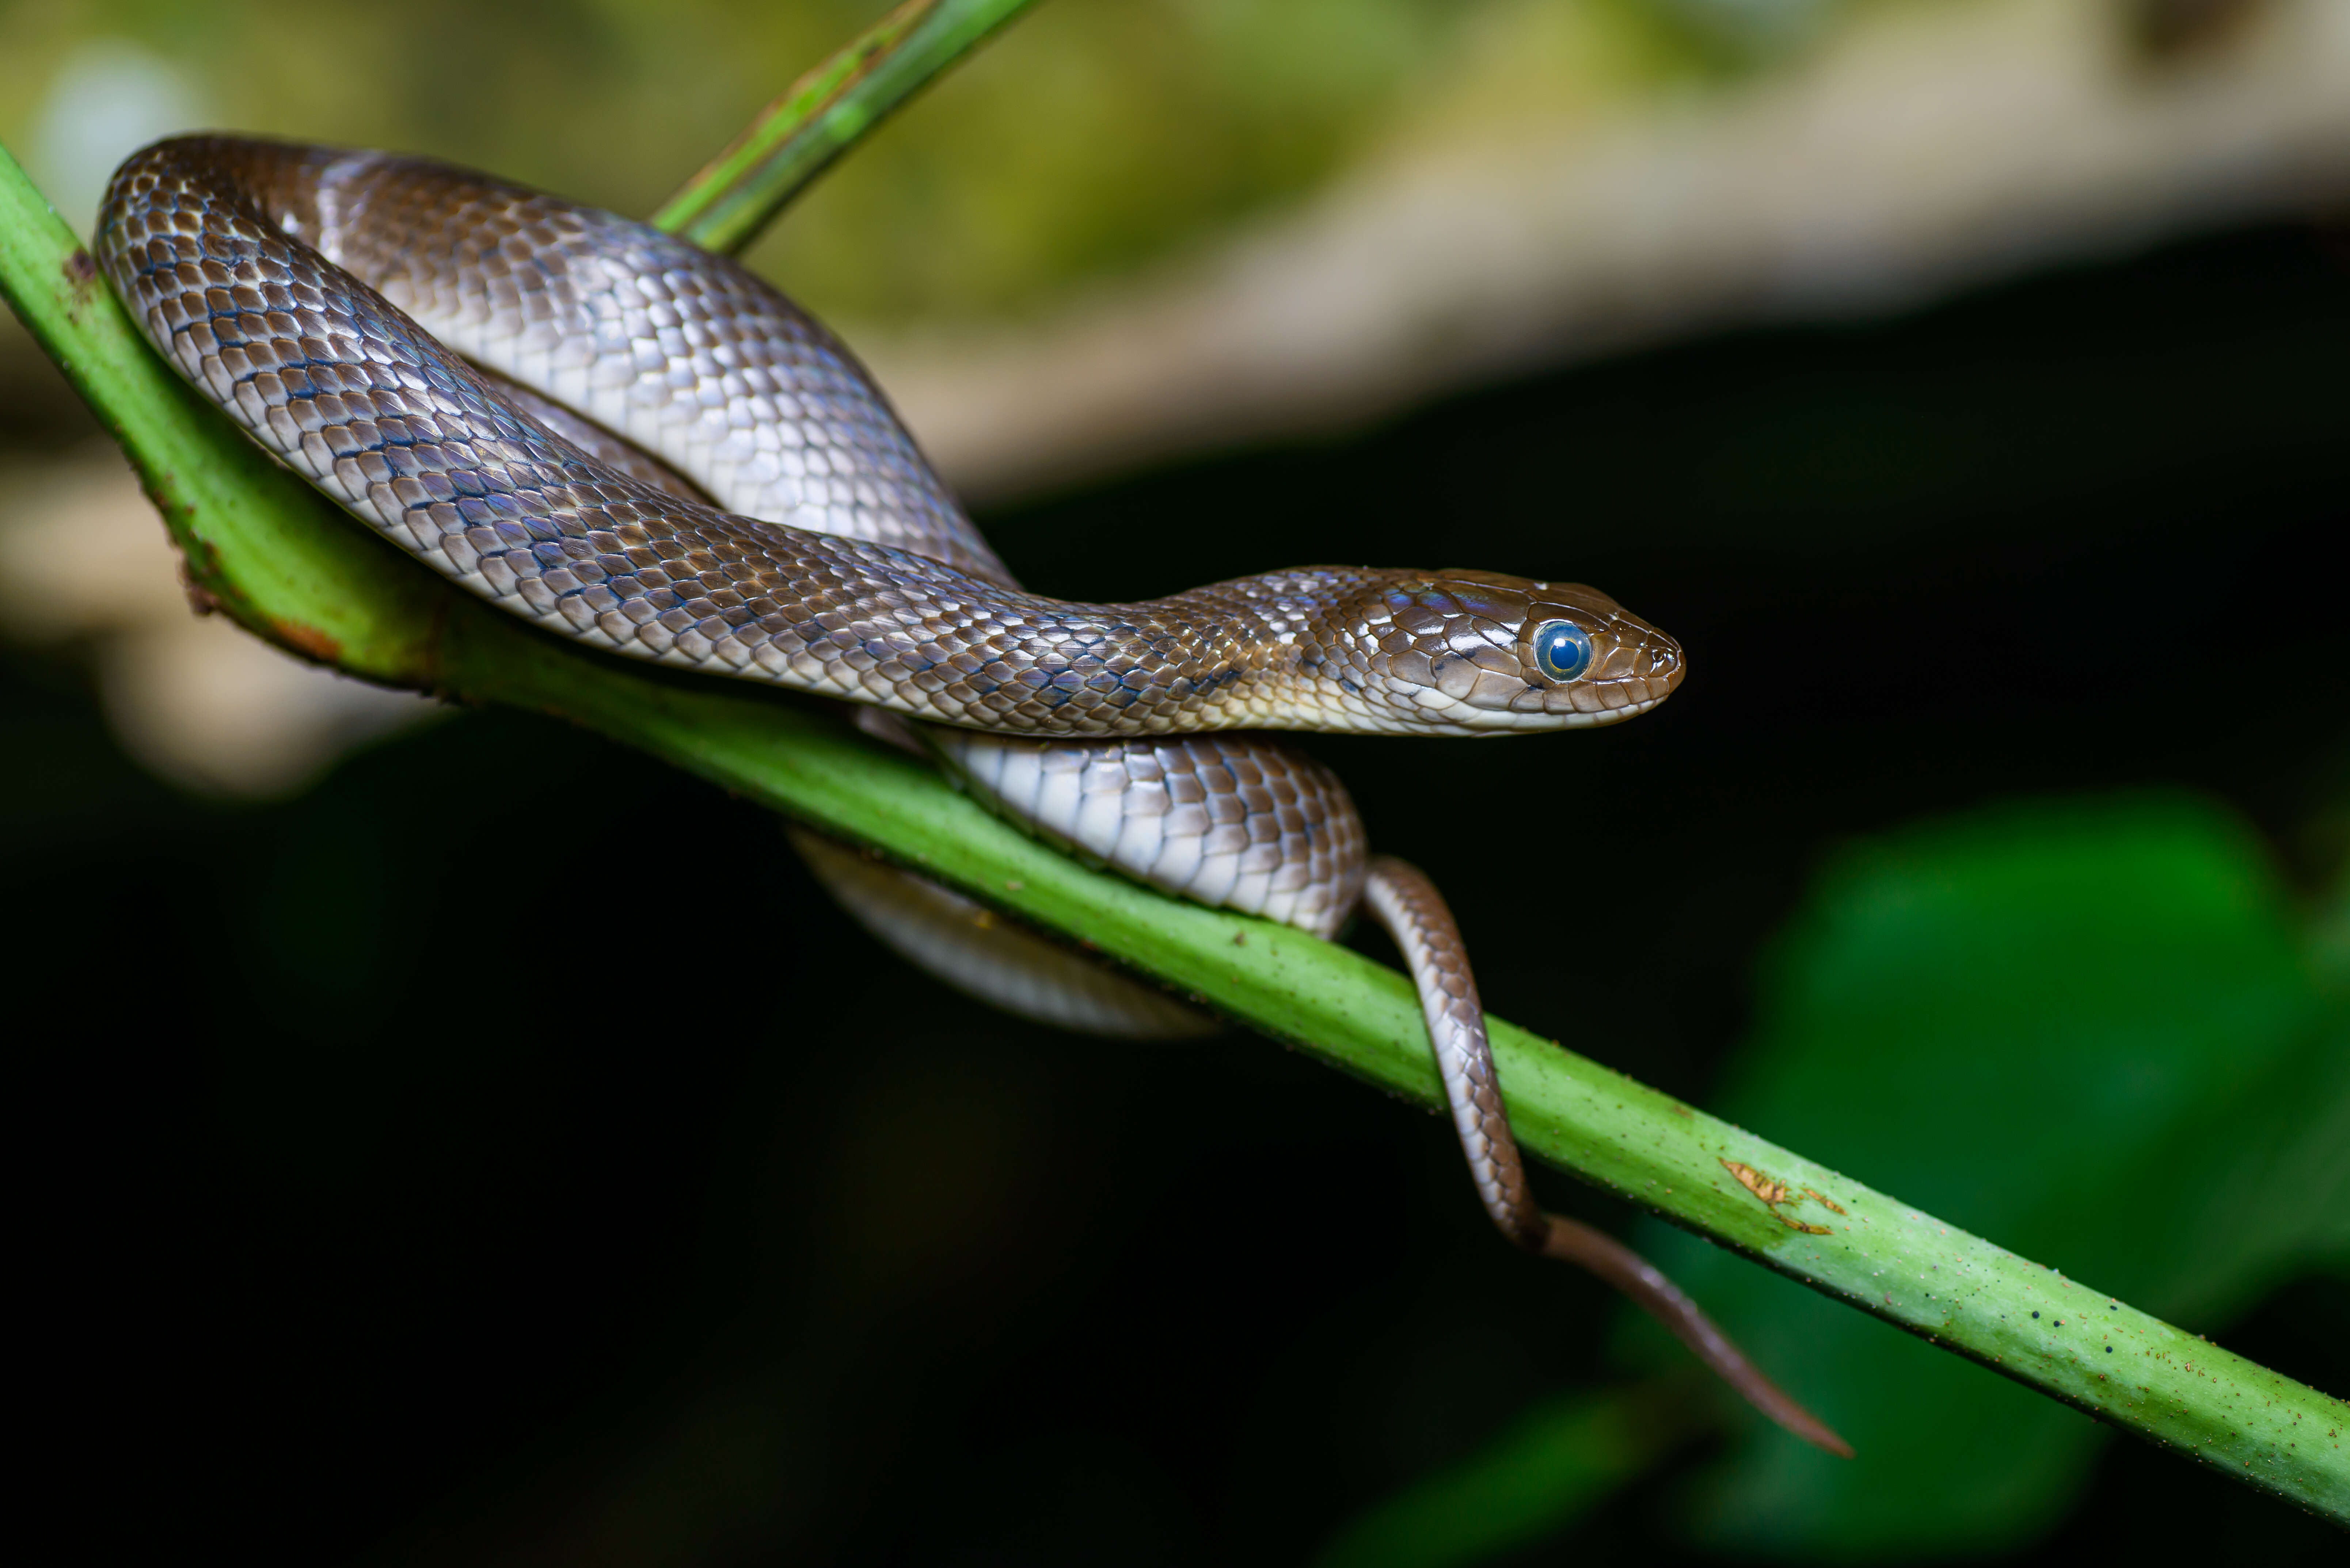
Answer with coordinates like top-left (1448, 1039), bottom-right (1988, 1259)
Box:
top-left (8, 217), bottom-right (2347, 1563)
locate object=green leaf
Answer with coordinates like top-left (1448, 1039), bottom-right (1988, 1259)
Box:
top-left (1632, 794), bottom-right (2349, 1554)
top-left (1311, 1386), bottom-right (1682, 1568)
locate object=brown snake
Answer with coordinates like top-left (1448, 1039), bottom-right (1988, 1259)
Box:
top-left (97, 135), bottom-right (1846, 1455)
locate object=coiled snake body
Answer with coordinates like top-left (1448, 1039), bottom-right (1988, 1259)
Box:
top-left (98, 136), bottom-right (1843, 1454)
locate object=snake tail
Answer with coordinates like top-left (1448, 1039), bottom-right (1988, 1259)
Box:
top-left (1361, 856), bottom-right (1852, 1458)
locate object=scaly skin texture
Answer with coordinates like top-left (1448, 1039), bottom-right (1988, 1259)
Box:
top-left (933, 730), bottom-right (1368, 939)
top-left (95, 138), bottom-right (1682, 740)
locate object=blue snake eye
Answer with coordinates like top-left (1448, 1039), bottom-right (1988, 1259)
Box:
top-left (1530, 619), bottom-right (1594, 683)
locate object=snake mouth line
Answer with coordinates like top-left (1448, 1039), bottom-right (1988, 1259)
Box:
top-left (1401, 693), bottom-right (1669, 735)
top-left (1561, 694), bottom-right (1665, 727)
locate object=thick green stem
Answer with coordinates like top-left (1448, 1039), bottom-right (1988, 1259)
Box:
top-left (650, 0), bottom-right (1042, 255)
top-left (3, 133), bottom-right (2342, 1522)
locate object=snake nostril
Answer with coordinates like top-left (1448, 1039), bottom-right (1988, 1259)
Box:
top-left (1641, 637), bottom-right (1685, 683)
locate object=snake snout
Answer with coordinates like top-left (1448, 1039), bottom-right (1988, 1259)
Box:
top-left (1570, 610), bottom-right (1684, 721)
top-left (1518, 591), bottom-right (1685, 725)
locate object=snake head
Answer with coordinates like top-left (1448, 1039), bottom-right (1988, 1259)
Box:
top-left (1332, 569), bottom-right (1685, 732)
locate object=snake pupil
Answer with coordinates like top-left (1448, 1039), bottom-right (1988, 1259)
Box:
top-left (1533, 620), bottom-right (1594, 683)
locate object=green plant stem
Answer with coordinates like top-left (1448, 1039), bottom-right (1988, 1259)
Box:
top-left (650, 0), bottom-right (1042, 255)
top-left (4, 136), bottom-right (2343, 1521)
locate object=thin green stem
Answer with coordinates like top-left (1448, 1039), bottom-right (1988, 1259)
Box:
top-left (650, 0), bottom-right (1042, 255)
top-left (3, 126), bottom-right (2342, 1523)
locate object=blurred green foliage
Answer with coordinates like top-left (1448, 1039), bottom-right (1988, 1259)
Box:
top-left (1652, 794), bottom-right (2347, 1554)
top-left (0, 0), bottom-right (1861, 327)
top-left (1354, 793), bottom-right (2347, 1563)
top-left (1313, 1384), bottom-right (1681, 1568)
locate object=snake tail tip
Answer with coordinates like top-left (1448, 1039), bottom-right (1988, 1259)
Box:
top-left (1791, 1415), bottom-right (1856, 1460)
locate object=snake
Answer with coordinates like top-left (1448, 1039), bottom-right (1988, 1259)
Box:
top-left (96, 135), bottom-right (1846, 1456)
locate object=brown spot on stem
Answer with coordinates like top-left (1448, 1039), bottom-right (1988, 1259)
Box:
top-left (176, 559), bottom-right (220, 617)
top-left (1721, 1158), bottom-right (1837, 1233)
top-left (1802, 1186), bottom-right (1848, 1215)
top-left (1723, 1160), bottom-right (1794, 1206)
top-left (271, 618), bottom-right (342, 663)
top-left (62, 248), bottom-right (98, 289)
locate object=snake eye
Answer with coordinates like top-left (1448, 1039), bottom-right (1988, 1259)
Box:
top-left (1530, 619), bottom-right (1594, 683)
